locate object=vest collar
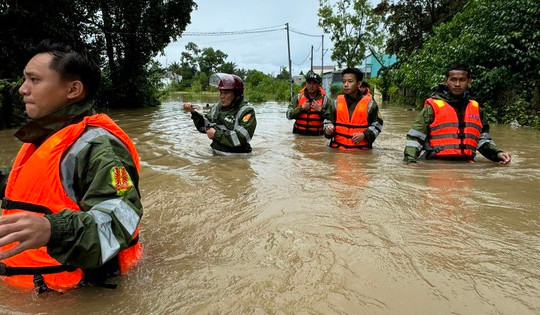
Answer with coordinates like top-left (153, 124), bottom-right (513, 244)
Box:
top-left (14, 101), bottom-right (95, 145)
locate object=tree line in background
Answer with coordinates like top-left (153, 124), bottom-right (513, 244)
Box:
top-left (165, 42), bottom-right (300, 103)
top-left (319, 0), bottom-right (539, 127)
top-left (1, 0), bottom-right (539, 129)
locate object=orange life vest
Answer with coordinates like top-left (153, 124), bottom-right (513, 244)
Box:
top-left (330, 94), bottom-right (372, 150)
top-left (293, 86), bottom-right (326, 135)
top-left (425, 98), bottom-right (482, 158)
top-left (1, 114), bottom-right (142, 292)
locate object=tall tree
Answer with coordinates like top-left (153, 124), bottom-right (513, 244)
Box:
top-left (318, 0), bottom-right (383, 68)
top-left (376, 0), bottom-right (469, 58)
top-left (96, 0), bottom-right (196, 107)
top-left (198, 47), bottom-right (228, 74)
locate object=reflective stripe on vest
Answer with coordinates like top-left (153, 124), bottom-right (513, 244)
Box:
top-left (293, 86), bottom-right (326, 135)
top-left (425, 98), bottom-right (482, 158)
top-left (330, 94), bottom-right (372, 150)
top-left (1, 114), bottom-right (142, 291)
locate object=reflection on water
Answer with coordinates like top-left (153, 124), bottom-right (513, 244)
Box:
top-left (0, 100), bottom-right (539, 314)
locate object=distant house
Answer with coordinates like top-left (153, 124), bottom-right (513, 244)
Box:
top-left (322, 70), bottom-right (342, 95)
top-left (358, 54), bottom-right (397, 79)
top-left (292, 75), bottom-right (305, 86)
top-left (311, 65), bottom-right (336, 76)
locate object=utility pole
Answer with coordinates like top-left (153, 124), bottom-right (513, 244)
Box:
top-left (286, 23), bottom-right (293, 101)
top-left (310, 45), bottom-right (314, 72)
top-left (321, 35), bottom-right (324, 75)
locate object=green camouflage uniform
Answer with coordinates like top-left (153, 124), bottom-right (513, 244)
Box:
top-left (3, 101), bottom-right (142, 275)
top-left (190, 97), bottom-right (256, 155)
top-left (404, 85), bottom-right (503, 163)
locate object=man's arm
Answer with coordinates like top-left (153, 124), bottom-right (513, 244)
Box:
top-left (45, 131), bottom-right (142, 270)
top-left (213, 107), bottom-right (256, 149)
top-left (363, 101), bottom-right (383, 144)
top-left (323, 99), bottom-right (336, 139)
top-left (404, 105), bottom-right (433, 163)
top-left (191, 111), bottom-right (211, 133)
top-left (286, 93), bottom-right (303, 120)
top-left (477, 108), bottom-right (507, 162)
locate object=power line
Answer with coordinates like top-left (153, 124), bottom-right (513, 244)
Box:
top-left (292, 50), bottom-right (311, 66)
top-left (183, 24), bottom-right (285, 37)
top-left (290, 27), bottom-right (322, 38)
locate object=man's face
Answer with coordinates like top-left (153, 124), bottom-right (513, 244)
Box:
top-left (445, 70), bottom-right (470, 96)
top-left (219, 89), bottom-right (236, 107)
top-left (306, 80), bottom-right (319, 95)
top-left (342, 73), bottom-right (360, 95)
top-left (18, 53), bottom-right (73, 119)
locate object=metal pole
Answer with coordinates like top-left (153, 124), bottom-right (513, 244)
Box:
top-left (310, 45), bottom-right (313, 72)
top-left (321, 35), bottom-right (324, 75)
top-left (286, 23), bottom-right (293, 101)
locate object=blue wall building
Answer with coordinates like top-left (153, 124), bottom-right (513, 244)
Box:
top-left (358, 54), bottom-right (397, 79)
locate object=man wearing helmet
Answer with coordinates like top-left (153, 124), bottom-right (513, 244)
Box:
top-left (286, 72), bottom-right (332, 136)
top-left (183, 73), bottom-right (256, 155)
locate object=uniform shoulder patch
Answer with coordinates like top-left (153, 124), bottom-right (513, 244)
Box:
top-left (242, 113), bottom-right (252, 123)
top-left (110, 166), bottom-right (133, 195)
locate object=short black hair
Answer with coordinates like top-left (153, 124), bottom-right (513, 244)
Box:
top-left (341, 67), bottom-right (363, 82)
top-left (445, 64), bottom-right (471, 79)
top-left (360, 81), bottom-right (369, 88)
top-left (31, 40), bottom-right (101, 100)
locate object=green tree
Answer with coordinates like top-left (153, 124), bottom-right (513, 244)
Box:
top-left (178, 42), bottom-right (200, 82)
top-left (96, 0), bottom-right (196, 108)
top-left (318, 0), bottom-right (383, 68)
top-left (198, 47), bottom-right (228, 74)
top-left (217, 61), bottom-right (237, 74)
top-left (168, 62), bottom-right (182, 83)
top-left (376, 0), bottom-right (469, 58)
top-left (276, 66), bottom-right (291, 80)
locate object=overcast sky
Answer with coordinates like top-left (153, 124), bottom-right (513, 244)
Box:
top-left (155, 0), bottom-right (335, 76)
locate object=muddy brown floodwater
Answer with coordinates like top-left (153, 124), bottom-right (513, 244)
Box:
top-left (0, 100), bottom-right (539, 314)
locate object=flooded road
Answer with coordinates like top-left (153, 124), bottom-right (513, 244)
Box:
top-left (0, 100), bottom-right (539, 314)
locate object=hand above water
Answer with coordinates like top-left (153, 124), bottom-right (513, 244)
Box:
top-left (183, 102), bottom-right (195, 113)
top-left (497, 152), bottom-right (511, 164)
top-left (352, 132), bottom-right (365, 144)
top-left (324, 124), bottom-right (334, 135)
top-left (0, 213), bottom-right (51, 260)
top-left (206, 127), bottom-right (216, 139)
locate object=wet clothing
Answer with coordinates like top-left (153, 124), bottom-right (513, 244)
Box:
top-left (404, 85), bottom-right (504, 163)
top-left (1, 101), bottom-right (142, 290)
top-left (190, 97), bottom-right (256, 155)
top-left (0, 168), bottom-right (7, 199)
top-left (323, 91), bottom-right (383, 148)
top-left (423, 98), bottom-right (482, 158)
top-left (286, 86), bottom-right (332, 135)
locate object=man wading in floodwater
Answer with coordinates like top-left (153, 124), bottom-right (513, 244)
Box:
top-left (183, 73), bottom-right (256, 156)
top-left (404, 64), bottom-right (512, 164)
top-left (286, 72), bottom-right (332, 136)
top-left (0, 40), bottom-right (143, 293)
